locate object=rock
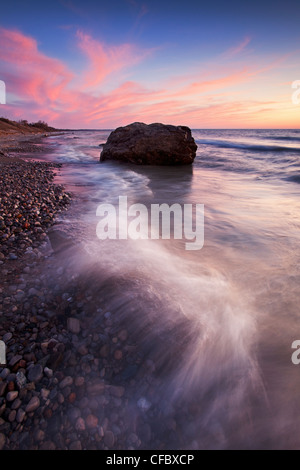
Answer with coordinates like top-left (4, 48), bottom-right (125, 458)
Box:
top-left (44, 367), bottom-right (53, 378)
top-left (16, 371), bottom-right (27, 389)
top-left (86, 380), bottom-right (105, 395)
top-left (34, 429), bottom-right (45, 442)
top-left (75, 417), bottom-right (86, 432)
top-left (67, 317), bottom-right (81, 334)
top-left (6, 390), bottom-right (18, 401)
top-left (11, 398), bottom-right (22, 410)
top-left (0, 381), bottom-right (7, 397)
top-left (114, 350), bottom-right (123, 360)
top-left (137, 397), bottom-right (151, 411)
top-left (85, 414), bottom-right (98, 429)
top-left (0, 369), bottom-right (10, 380)
top-left (27, 364), bottom-right (43, 383)
top-left (2, 332), bottom-right (12, 342)
top-left (100, 122), bottom-right (197, 165)
top-left (9, 355), bottom-right (22, 367)
top-left (16, 408), bottom-right (26, 423)
top-left (104, 430), bottom-right (115, 448)
top-left (59, 376), bottom-right (73, 389)
top-left (74, 376), bottom-right (85, 387)
top-left (40, 440), bottom-right (56, 450)
top-left (0, 432), bottom-right (5, 450)
top-left (118, 329), bottom-right (128, 341)
top-left (109, 385), bottom-right (125, 398)
top-left (69, 440), bottom-right (82, 450)
top-left (8, 410), bottom-right (16, 422)
top-left (48, 229), bottom-right (75, 255)
top-left (40, 388), bottom-right (50, 400)
top-left (25, 396), bottom-right (40, 413)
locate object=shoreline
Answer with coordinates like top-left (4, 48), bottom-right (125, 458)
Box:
top-left (0, 135), bottom-right (192, 450)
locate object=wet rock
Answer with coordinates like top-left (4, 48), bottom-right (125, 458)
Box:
top-left (69, 440), bottom-right (82, 450)
top-left (100, 122), bottom-right (197, 165)
top-left (34, 429), bottom-right (45, 442)
top-left (109, 385), bottom-right (125, 398)
top-left (40, 440), bottom-right (56, 450)
top-left (44, 367), bottom-right (53, 378)
top-left (6, 390), bottom-right (18, 401)
top-left (104, 430), bottom-right (115, 448)
top-left (25, 396), bottom-right (40, 413)
top-left (75, 417), bottom-right (86, 432)
top-left (137, 397), bottom-right (151, 412)
top-left (27, 364), bottom-right (43, 383)
top-left (67, 317), bottom-right (81, 334)
top-left (9, 355), bottom-right (22, 368)
top-left (16, 408), bottom-right (26, 423)
top-left (0, 432), bottom-right (5, 450)
top-left (74, 376), bottom-right (84, 387)
top-left (85, 414), bottom-right (98, 429)
top-left (0, 382), bottom-right (7, 397)
top-left (59, 376), bottom-right (73, 389)
top-left (86, 380), bottom-right (105, 395)
top-left (16, 371), bottom-right (27, 389)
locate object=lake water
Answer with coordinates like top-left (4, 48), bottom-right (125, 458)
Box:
top-left (30, 128), bottom-right (300, 449)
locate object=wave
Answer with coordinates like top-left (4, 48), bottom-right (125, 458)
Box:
top-left (196, 139), bottom-right (300, 153)
top-left (285, 174), bottom-right (300, 184)
top-left (264, 136), bottom-right (300, 143)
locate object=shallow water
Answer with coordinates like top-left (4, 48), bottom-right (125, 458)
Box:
top-left (29, 129), bottom-right (300, 449)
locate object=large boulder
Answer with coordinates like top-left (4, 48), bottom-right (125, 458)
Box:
top-left (100, 122), bottom-right (197, 165)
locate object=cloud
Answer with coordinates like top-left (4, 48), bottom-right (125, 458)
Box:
top-left (76, 31), bottom-right (150, 89)
top-left (223, 36), bottom-right (252, 58)
top-left (0, 27), bottom-right (73, 107)
top-left (0, 26), bottom-right (298, 129)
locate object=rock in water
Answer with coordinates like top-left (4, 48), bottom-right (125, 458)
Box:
top-left (100, 122), bottom-right (197, 165)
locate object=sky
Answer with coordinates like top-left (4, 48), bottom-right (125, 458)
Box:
top-left (0, 0), bottom-right (300, 129)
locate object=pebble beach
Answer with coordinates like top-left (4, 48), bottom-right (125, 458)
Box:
top-left (0, 134), bottom-right (197, 451)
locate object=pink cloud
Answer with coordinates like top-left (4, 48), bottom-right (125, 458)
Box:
top-left (76, 31), bottom-right (151, 89)
top-left (0, 26), bottom-right (298, 129)
top-left (0, 27), bottom-right (73, 106)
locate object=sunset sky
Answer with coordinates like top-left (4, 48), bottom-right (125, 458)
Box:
top-left (0, 0), bottom-right (300, 129)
